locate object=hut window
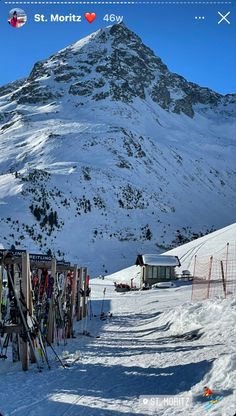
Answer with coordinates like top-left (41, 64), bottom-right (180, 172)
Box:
top-left (152, 267), bottom-right (158, 279)
top-left (145, 265), bottom-right (173, 280)
top-left (159, 266), bottom-right (166, 279)
top-left (146, 266), bottom-right (153, 279)
top-left (166, 267), bottom-right (171, 279)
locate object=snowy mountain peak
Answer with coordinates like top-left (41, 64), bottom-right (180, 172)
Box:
top-left (16, 23), bottom-right (169, 107)
top-left (0, 24), bottom-right (235, 275)
top-left (3, 23), bottom-right (234, 118)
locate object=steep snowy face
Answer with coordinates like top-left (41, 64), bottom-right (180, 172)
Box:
top-left (3, 23), bottom-right (235, 118)
top-left (0, 24), bottom-right (235, 275)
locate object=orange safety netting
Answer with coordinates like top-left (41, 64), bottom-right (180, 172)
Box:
top-left (191, 244), bottom-right (236, 301)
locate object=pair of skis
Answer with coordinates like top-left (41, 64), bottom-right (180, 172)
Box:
top-left (7, 268), bottom-right (50, 371)
top-left (20, 282), bottom-right (70, 369)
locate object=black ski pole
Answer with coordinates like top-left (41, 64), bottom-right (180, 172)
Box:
top-left (43, 336), bottom-right (68, 368)
top-left (100, 288), bottom-right (106, 317)
top-left (89, 296), bottom-right (93, 320)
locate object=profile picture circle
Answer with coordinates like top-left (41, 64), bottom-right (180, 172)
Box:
top-left (8, 8), bottom-right (27, 28)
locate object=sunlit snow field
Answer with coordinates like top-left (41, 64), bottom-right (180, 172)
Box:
top-left (0, 275), bottom-right (235, 416)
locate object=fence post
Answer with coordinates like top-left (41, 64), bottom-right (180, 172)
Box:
top-left (225, 243), bottom-right (229, 285)
top-left (191, 255), bottom-right (197, 301)
top-left (220, 260), bottom-right (227, 298)
top-left (77, 268), bottom-right (83, 321)
top-left (82, 267), bottom-right (88, 318)
top-left (206, 256), bottom-right (213, 299)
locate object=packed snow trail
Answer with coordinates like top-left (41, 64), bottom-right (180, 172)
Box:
top-left (0, 281), bottom-right (235, 416)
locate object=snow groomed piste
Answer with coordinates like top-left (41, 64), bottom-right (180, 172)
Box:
top-left (0, 227), bottom-right (235, 416)
top-left (0, 251), bottom-right (236, 415)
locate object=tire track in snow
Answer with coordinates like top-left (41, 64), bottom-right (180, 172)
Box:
top-left (178, 225), bottom-right (234, 270)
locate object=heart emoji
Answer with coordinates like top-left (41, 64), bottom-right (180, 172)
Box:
top-left (85, 12), bottom-right (96, 23)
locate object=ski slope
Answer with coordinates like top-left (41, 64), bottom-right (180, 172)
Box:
top-left (0, 279), bottom-right (235, 416)
top-left (165, 222), bottom-right (236, 274)
top-left (99, 223), bottom-right (236, 286)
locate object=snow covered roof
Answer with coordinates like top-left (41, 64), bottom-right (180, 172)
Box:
top-left (136, 254), bottom-right (181, 267)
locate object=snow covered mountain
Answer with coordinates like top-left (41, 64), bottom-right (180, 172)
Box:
top-left (0, 23), bottom-right (235, 275)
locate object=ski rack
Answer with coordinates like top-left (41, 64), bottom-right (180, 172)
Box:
top-left (0, 249), bottom-right (89, 371)
top-left (0, 249), bottom-right (71, 272)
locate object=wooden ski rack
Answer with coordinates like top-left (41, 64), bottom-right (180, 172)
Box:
top-left (0, 249), bottom-right (89, 371)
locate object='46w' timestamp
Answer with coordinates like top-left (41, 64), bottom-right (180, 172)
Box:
top-left (103, 14), bottom-right (123, 23)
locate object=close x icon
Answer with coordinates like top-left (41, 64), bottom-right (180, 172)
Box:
top-left (218, 11), bottom-right (231, 24)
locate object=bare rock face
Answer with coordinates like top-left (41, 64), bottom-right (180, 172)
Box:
top-left (2, 23), bottom-right (231, 116)
top-left (0, 24), bottom-right (235, 274)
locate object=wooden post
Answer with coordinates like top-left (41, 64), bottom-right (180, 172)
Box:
top-left (27, 260), bottom-right (33, 315)
top-left (77, 268), bottom-right (83, 321)
top-left (20, 252), bottom-right (29, 371)
top-left (47, 259), bottom-right (56, 344)
top-left (82, 267), bottom-right (88, 318)
top-left (0, 265), bottom-right (2, 321)
top-left (225, 243), bottom-right (229, 285)
top-left (81, 268), bottom-right (85, 321)
top-left (81, 267), bottom-right (89, 334)
top-left (72, 265), bottom-right (78, 319)
top-left (70, 265), bottom-right (78, 336)
top-left (220, 260), bottom-right (227, 298)
top-left (206, 256), bottom-right (213, 299)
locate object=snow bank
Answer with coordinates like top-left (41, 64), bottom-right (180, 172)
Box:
top-left (166, 296), bottom-right (236, 340)
top-left (156, 295), bottom-right (236, 408)
top-left (203, 353), bottom-right (236, 391)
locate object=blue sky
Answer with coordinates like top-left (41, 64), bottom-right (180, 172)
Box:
top-left (0, 2), bottom-right (235, 93)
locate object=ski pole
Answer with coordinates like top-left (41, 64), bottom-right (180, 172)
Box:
top-left (84, 298), bottom-right (89, 334)
top-left (43, 336), bottom-right (68, 368)
top-left (100, 288), bottom-right (106, 317)
top-left (89, 296), bottom-right (93, 320)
